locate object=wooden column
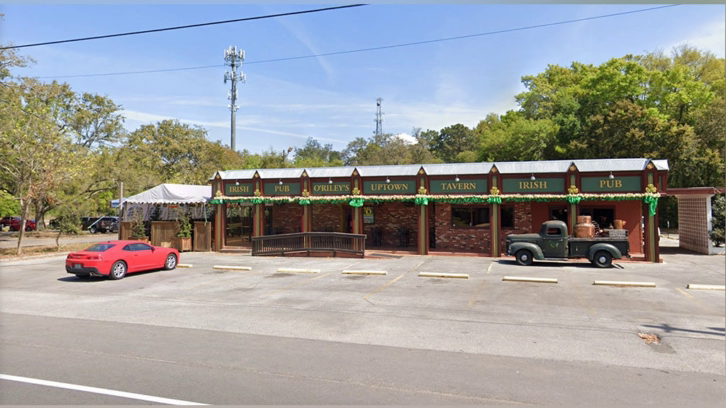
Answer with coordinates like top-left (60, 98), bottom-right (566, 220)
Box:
top-left (213, 177), bottom-right (224, 251)
top-left (644, 164), bottom-right (659, 262)
top-left (490, 166), bottom-right (500, 257)
top-left (252, 177), bottom-right (264, 237)
top-left (567, 164), bottom-right (579, 235)
top-left (417, 170), bottom-right (429, 255)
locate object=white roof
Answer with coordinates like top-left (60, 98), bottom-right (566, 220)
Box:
top-left (125, 184), bottom-right (211, 204)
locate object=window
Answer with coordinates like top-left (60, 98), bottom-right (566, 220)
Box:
top-left (580, 207), bottom-right (615, 229)
top-left (501, 205), bottom-right (515, 228)
top-left (130, 243), bottom-right (152, 251)
top-left (452, 206), bottom-right (490, 228)
top-left (84, 244), bottom-right (115, 252)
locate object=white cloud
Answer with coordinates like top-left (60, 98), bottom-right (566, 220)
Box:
top-left (395, 133), bottom-right (417, 145)
top-left (121, 109), bottom-right (348, 144)
top-left (669, 19), bottom-right (726, 57)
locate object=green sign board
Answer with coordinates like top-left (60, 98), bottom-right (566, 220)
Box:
top-left (430, 179), bottom-right (488, 194)
top-left (581, 176), bottom-right (641, 192)
top-left (225, 183), bottom-right (254, 196)
top-left (264, 182), bottom-right (301, 195)
top-left (363, 180), bottom-right (416, 195)
top-left (502, 178), bottom-right (565, 193)
top-left (311, 182), bottom-right (350, 195)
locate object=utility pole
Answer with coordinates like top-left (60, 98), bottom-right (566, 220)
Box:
top-left (224, 46), bottom-right (246, 152)
top-left (117, 181), bottom-right (123, 240)
top-left (374, 97), bottom-right (384, 136)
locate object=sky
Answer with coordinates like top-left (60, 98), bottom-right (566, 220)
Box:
top-left (1, 2), bottom-right (724, 154)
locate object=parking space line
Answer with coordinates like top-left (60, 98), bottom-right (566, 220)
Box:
top-left (676, 288), bottom-right (723, 315)
top-left (363, 261), bottom-right (424, 300)
top-left (565, 268), bottom-right (596, 316)
top-left (0, 374), bottom-right (207, 405)
top-left (263, 273), bottom-right (331, 297)
top-left (486, 263), bottom-right (493, 274)
top-left (364, 274), bottom-right (406, 300)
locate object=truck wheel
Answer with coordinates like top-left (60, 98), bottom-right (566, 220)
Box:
top-left (593, 251), bottom-right (612, 268)
top-left (515, 249), bottom-right (534, 266)
top-left (89, 226), bottom-right (97, 234)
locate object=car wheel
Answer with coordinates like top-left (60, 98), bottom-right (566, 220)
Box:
top-left (163, 254), bottom-right (177, 270)
top-left (515, 249), bottom-right (534, 266)
top-left (593, 251), bottom-right (612, 268)
top-left (25, 225), bottom-right (32, 231)
top-left (109, 261), bottom-right (127, 280)
top-left (89, 226), bottom-right (97, 234)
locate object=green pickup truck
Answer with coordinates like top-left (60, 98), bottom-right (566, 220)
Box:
top-left (506, 220), bottom-right (630, 268)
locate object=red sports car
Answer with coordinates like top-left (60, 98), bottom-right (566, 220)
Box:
top-left (66, 240), bottom-right (179, 280)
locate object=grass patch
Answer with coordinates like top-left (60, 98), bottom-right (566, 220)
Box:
top-left (0, 242), bottom-right (92, 260)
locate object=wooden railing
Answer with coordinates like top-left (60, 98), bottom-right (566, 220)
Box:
top-left (251, 232), bottom-right (366, 257)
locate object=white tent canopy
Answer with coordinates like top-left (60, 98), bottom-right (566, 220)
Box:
top-left (125, 184), bottom-right (211, 204)
top-left (122, 184), bottom-right (212, 221)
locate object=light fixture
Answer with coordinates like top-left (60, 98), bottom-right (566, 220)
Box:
top-left (235, 180), bottom-right (239, 185)
top-left (609, 172), bottom-right (615, 179)
top-left (279, 179), bottom-right (283, 185)
top-left (386, 177), bottom-right (391, 183)
top-left (455, 175), bottom-right (460, 182)
top-left (328, 178), bottom-right (333, 184)
top-left (530, 173), bottom-right (536, 181)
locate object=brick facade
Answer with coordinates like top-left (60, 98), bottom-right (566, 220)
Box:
top-left (500, 202), bottom-right (533, 249)
top-left (271, 203), bottom-right (302, 234)
top-left (678, 196), bottom-right (710, 254)
top-left (312, 204), bottom-right (345, 232)
top-left (433, 203), bottom-right (491, 252)
top-left (363, 202), bottom-right (418, 248)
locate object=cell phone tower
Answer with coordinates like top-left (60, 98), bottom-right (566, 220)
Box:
top-left (224, 46), bottom-right (246, 152)
top-left (374, 97), bottom-right (384, 136)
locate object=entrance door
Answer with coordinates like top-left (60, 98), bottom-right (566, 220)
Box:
top-left (225, 204), bottom-right (252, 246)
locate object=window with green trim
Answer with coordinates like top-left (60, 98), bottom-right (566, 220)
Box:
top-left (452, 206), bottom-right (490, 228)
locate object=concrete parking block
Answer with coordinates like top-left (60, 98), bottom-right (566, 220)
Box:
top-left (503, 276), bottom-right (557, 284)
top-left (418, 272), bottom-right (469, 279)
top-left (686, 284), bottom-right (725, 291)
top-left (212, 265), bottom-right (252, 271)
top-left (176, 264), bottom-right (192, 268)
top-left (593, 280), bottom-right (656, 288)
top-left (342, 270), bottom-right (387, 275)
top-left (278, 268), bottom-right (320, 274)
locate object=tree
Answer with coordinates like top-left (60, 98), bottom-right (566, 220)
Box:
top-left (0, 78), bottom-right (90, 254)
top-left (430, 124), bottom-right (478, 163)
top-left (710, 194), bottom-right (725, 247)
top-left (478, 113), bottom-right (559, 162)
top-left (293, 137), bottom-right (343, 168)
top-left (124, 119), bottom-right (238, 185)
top-left (0, 189), bottom-right (20, 217)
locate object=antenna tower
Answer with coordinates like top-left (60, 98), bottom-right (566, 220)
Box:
top-left (374, 97), bottom-right (384, 136)
top-left (224, 45), bottom-right (246, 151)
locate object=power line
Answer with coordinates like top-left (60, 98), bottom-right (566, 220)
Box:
top-left (0, 4), bottom-right (366, 50)
top-left (36, 4), bottom-right (679, 80)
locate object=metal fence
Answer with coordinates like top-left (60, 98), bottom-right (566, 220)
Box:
top-left (251, 232), bottom-right (366, 257)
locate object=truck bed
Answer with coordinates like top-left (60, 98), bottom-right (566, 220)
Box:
top-left (569, 237), bottom-right (629, 258)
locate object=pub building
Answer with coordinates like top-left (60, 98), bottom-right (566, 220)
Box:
top-left (209, 158), bottom-right (668, 262)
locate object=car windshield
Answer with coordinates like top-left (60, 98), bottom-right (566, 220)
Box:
top-left (84, 243), bottom-right (116, 252)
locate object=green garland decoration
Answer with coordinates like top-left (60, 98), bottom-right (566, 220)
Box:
top-left (643, 195), bottom-right (659, 217)
top-left (208, 193), bottom-right (662, 210)
top-left (487, 196), bottom-right (502, 204)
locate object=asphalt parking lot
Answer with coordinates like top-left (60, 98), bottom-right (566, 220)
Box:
top-left (0, 249), bottom-right (724, 404)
